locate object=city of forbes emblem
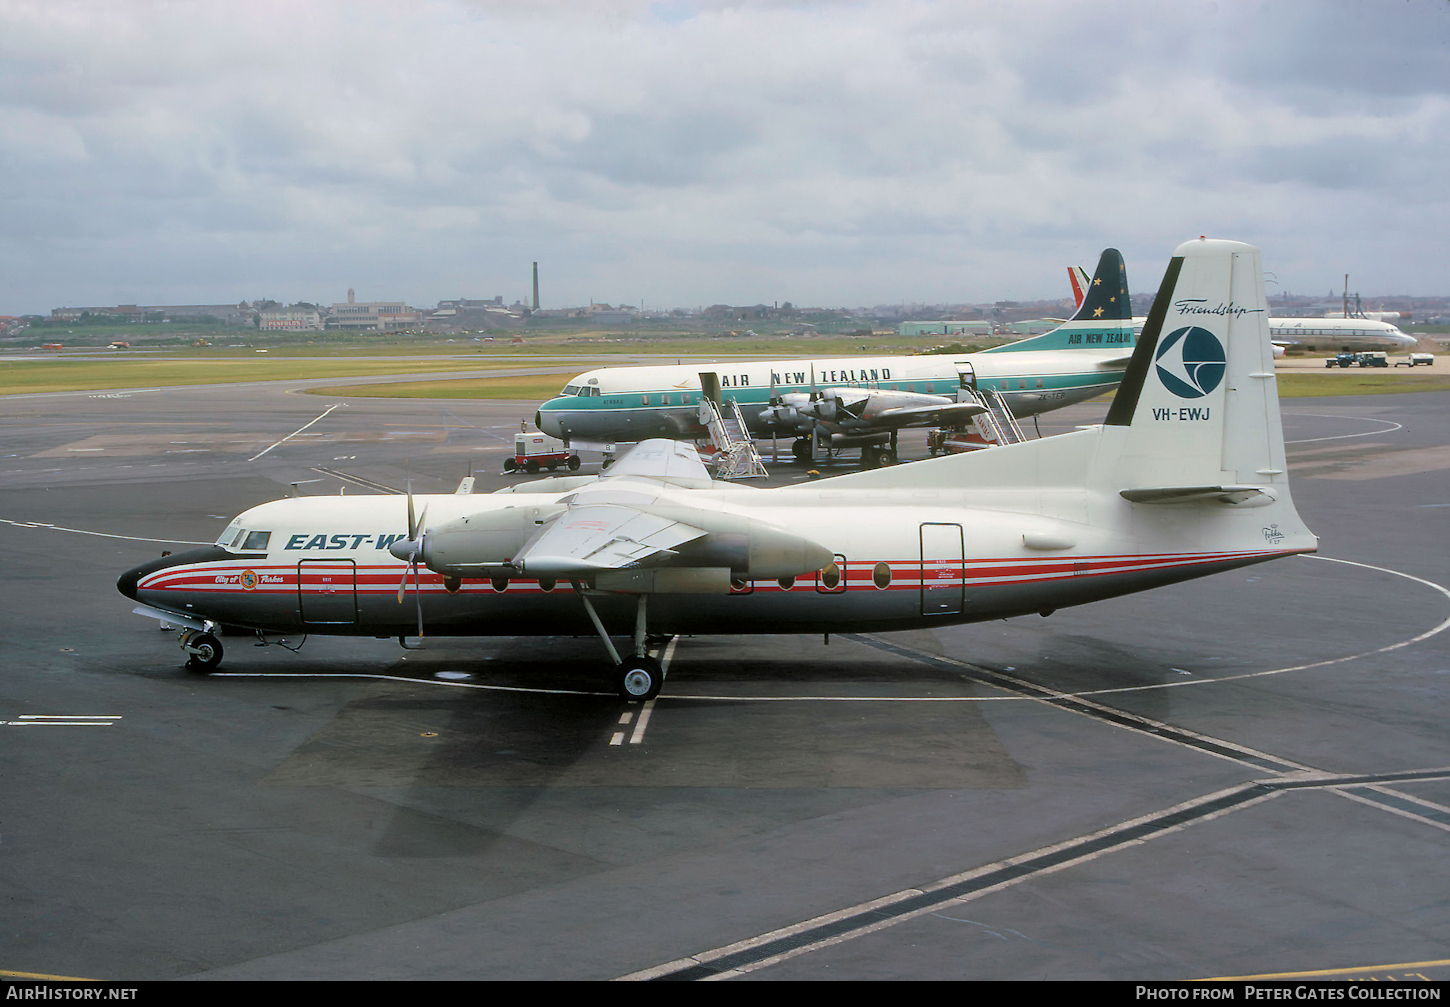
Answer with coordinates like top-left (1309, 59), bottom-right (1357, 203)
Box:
top-left (1154, 326), bottom-right (1226, 399)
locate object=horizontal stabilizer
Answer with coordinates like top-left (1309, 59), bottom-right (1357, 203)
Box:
top-left (1119, 485), bottom-right (1272, 506)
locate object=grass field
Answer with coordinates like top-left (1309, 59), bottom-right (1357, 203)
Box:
top-left (0, 357), bottom-right (551, 396)
top-left (8, 345), bottom-right (1448, 400)
top-left (1277, 371), bottom-right (1450, 397)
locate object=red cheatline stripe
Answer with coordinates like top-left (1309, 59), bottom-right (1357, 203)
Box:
top-left (139, 550), bottom-right (1288, 595)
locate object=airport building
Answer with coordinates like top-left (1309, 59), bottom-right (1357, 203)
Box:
top-left (259, 304), bottom-right (325, 332)
top-left (50, 303), bottom-right (256, 325)
top-left (328, 290), bottom-right (421, 332)
top-left (897, 320), bottom-right (995, 337)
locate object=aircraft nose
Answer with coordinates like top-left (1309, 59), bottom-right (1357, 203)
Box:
top-left (116, 564), bottom-right (143, 600)
top-left (117, 546), bottom-right (228, 601)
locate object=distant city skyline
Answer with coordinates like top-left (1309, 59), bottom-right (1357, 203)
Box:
top-left (3, 1), bottom-right (1448, 316)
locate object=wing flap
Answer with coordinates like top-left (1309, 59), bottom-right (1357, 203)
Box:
top-left (513, 504), bottom-right (708, 576)
top-left (603, 439), bottom-right (713, 487)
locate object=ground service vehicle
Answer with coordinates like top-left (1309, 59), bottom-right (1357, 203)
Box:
top-left (1396, 353), bottom-right (1434, 367)
top-left (504, 432), bottom-right (580, 474)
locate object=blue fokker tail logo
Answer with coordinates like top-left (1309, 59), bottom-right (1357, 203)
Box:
top-left (1155, 326), bottom-right (1226, 399)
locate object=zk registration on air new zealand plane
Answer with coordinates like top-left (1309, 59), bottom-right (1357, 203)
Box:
top-left (535, 249), bottom-right (1137, 451)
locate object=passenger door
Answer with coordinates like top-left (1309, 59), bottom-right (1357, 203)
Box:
top-left (919, 523), bottom-right (964, 617)
top-left (297, 559), bottom-right (358, 624)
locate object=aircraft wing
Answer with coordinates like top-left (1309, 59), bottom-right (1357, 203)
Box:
top-left (603, 438), bottom-right (713, 488)
top-left (869, 401), bottom-right (988, 429)
top-left (1096, 354), bottom-right (1135, 368)
top-left (512, 503), bottom-right (708, 576)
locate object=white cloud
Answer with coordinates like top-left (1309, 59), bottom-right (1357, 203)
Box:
top-left (1, 0), bottom-right (1447, 312)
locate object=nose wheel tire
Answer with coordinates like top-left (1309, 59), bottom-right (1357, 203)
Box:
top-left (616, 656), bottom-right (663, 702)
top-left (184, 632), bottom-right (223, 673)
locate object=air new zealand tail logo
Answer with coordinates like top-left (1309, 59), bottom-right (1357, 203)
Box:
top-left (1155, 326), bottom-right (1225, 399)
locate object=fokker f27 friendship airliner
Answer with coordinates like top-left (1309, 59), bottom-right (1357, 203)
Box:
top-left (534, 249), bottom-right (1138, 458)
top-left (120, 237), bottom-right (1316, 702)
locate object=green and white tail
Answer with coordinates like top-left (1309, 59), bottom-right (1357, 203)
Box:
top-left (982, 246), bottom-right (1134, 355)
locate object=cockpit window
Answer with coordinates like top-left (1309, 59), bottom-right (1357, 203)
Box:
top-left (217, 527), bottom-right (243, 547)
top-left (241, 531), bottom-right (271, 551)
top-left (562, 384), bottom-right (582, 396)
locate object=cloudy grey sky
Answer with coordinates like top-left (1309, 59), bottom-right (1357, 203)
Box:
top-left (2, 0), bottom-right (1447, 314)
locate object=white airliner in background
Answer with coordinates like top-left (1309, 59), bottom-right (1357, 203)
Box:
top-left (1068, 265), bottom-right (1416, 354)
top-left (120, 237), bottom-right (1316, 702)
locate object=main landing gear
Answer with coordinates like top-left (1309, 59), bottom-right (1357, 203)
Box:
top-left (573, 585), bottom-right (665, 701)
top-left (180, 628), bottom-right (223, 673)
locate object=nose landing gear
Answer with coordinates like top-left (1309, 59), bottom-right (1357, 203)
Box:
top-left (180, 628), bottom-right (223, 673)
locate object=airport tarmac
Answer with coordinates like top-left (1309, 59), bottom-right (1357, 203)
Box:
top-left (2, 377), bottom-right (1448, 981)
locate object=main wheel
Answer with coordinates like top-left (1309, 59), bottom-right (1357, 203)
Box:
top-left (860, 447), bottom-right (878, 469)
top-left (880, 448), bottom-right (897, 466)
top-left (616, 656), bottom-right (663, 701)
top-left (791, 438), bottom-right (811, 460)
top-left (186, 633), bottom-right (223, 673)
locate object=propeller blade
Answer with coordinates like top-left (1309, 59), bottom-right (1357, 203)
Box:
top-left (406, 486), bottom-right (417, 541)
top-left (397, 569), bottom-right (409, 604)
top-left (412, 558), bottom-right (424, 638)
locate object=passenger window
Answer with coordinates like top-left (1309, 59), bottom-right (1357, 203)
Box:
top-left (242, 531), bottom-right (271, 551)
top-left (1035, 378), bottom-right (1044, 388)
top-left (641, 395), bottom-right (651, 406)
top-left (873, 562), bottom-right (892, 589)
top-left (661, 394), bottom-right (671, 405)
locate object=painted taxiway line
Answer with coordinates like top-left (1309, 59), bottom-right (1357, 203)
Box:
top-left (0, 517), bottom-right (209, 546)
top-left (5, 715), bottom-right (121, 727)
top-left (1284, 412), bottom-right (1404, 444)
top-left (1204, 957), bottom-right (1450, 981)
top-left (247, 403), bottom-right (342, 462)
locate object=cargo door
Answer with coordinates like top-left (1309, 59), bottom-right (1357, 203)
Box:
top-left (297, 559), bottom-right (358, 624)
top-left (920, 523), bottom-right (964, 617)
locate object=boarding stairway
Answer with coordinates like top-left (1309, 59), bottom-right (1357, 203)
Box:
top-left (957, 386), bottom-right (1027, 446)
top-left (698, 396), bottom-right (769, 479)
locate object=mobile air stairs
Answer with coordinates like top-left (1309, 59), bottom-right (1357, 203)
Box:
top-left (698, 373), bottom-right (769, 480)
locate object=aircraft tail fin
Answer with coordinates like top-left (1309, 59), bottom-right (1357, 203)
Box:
top-left (983, 248), bottom-right (1134, 354)
top-left (1102, 237), bottom-right (1289, 493)
top-left (1067, 265), bottom-right (1091, 309)
top-left (824, 239), bottom-right (1315, 561)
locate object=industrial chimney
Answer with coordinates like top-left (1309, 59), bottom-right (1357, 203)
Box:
top-left (532, 262), bottom-right (540, 312)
